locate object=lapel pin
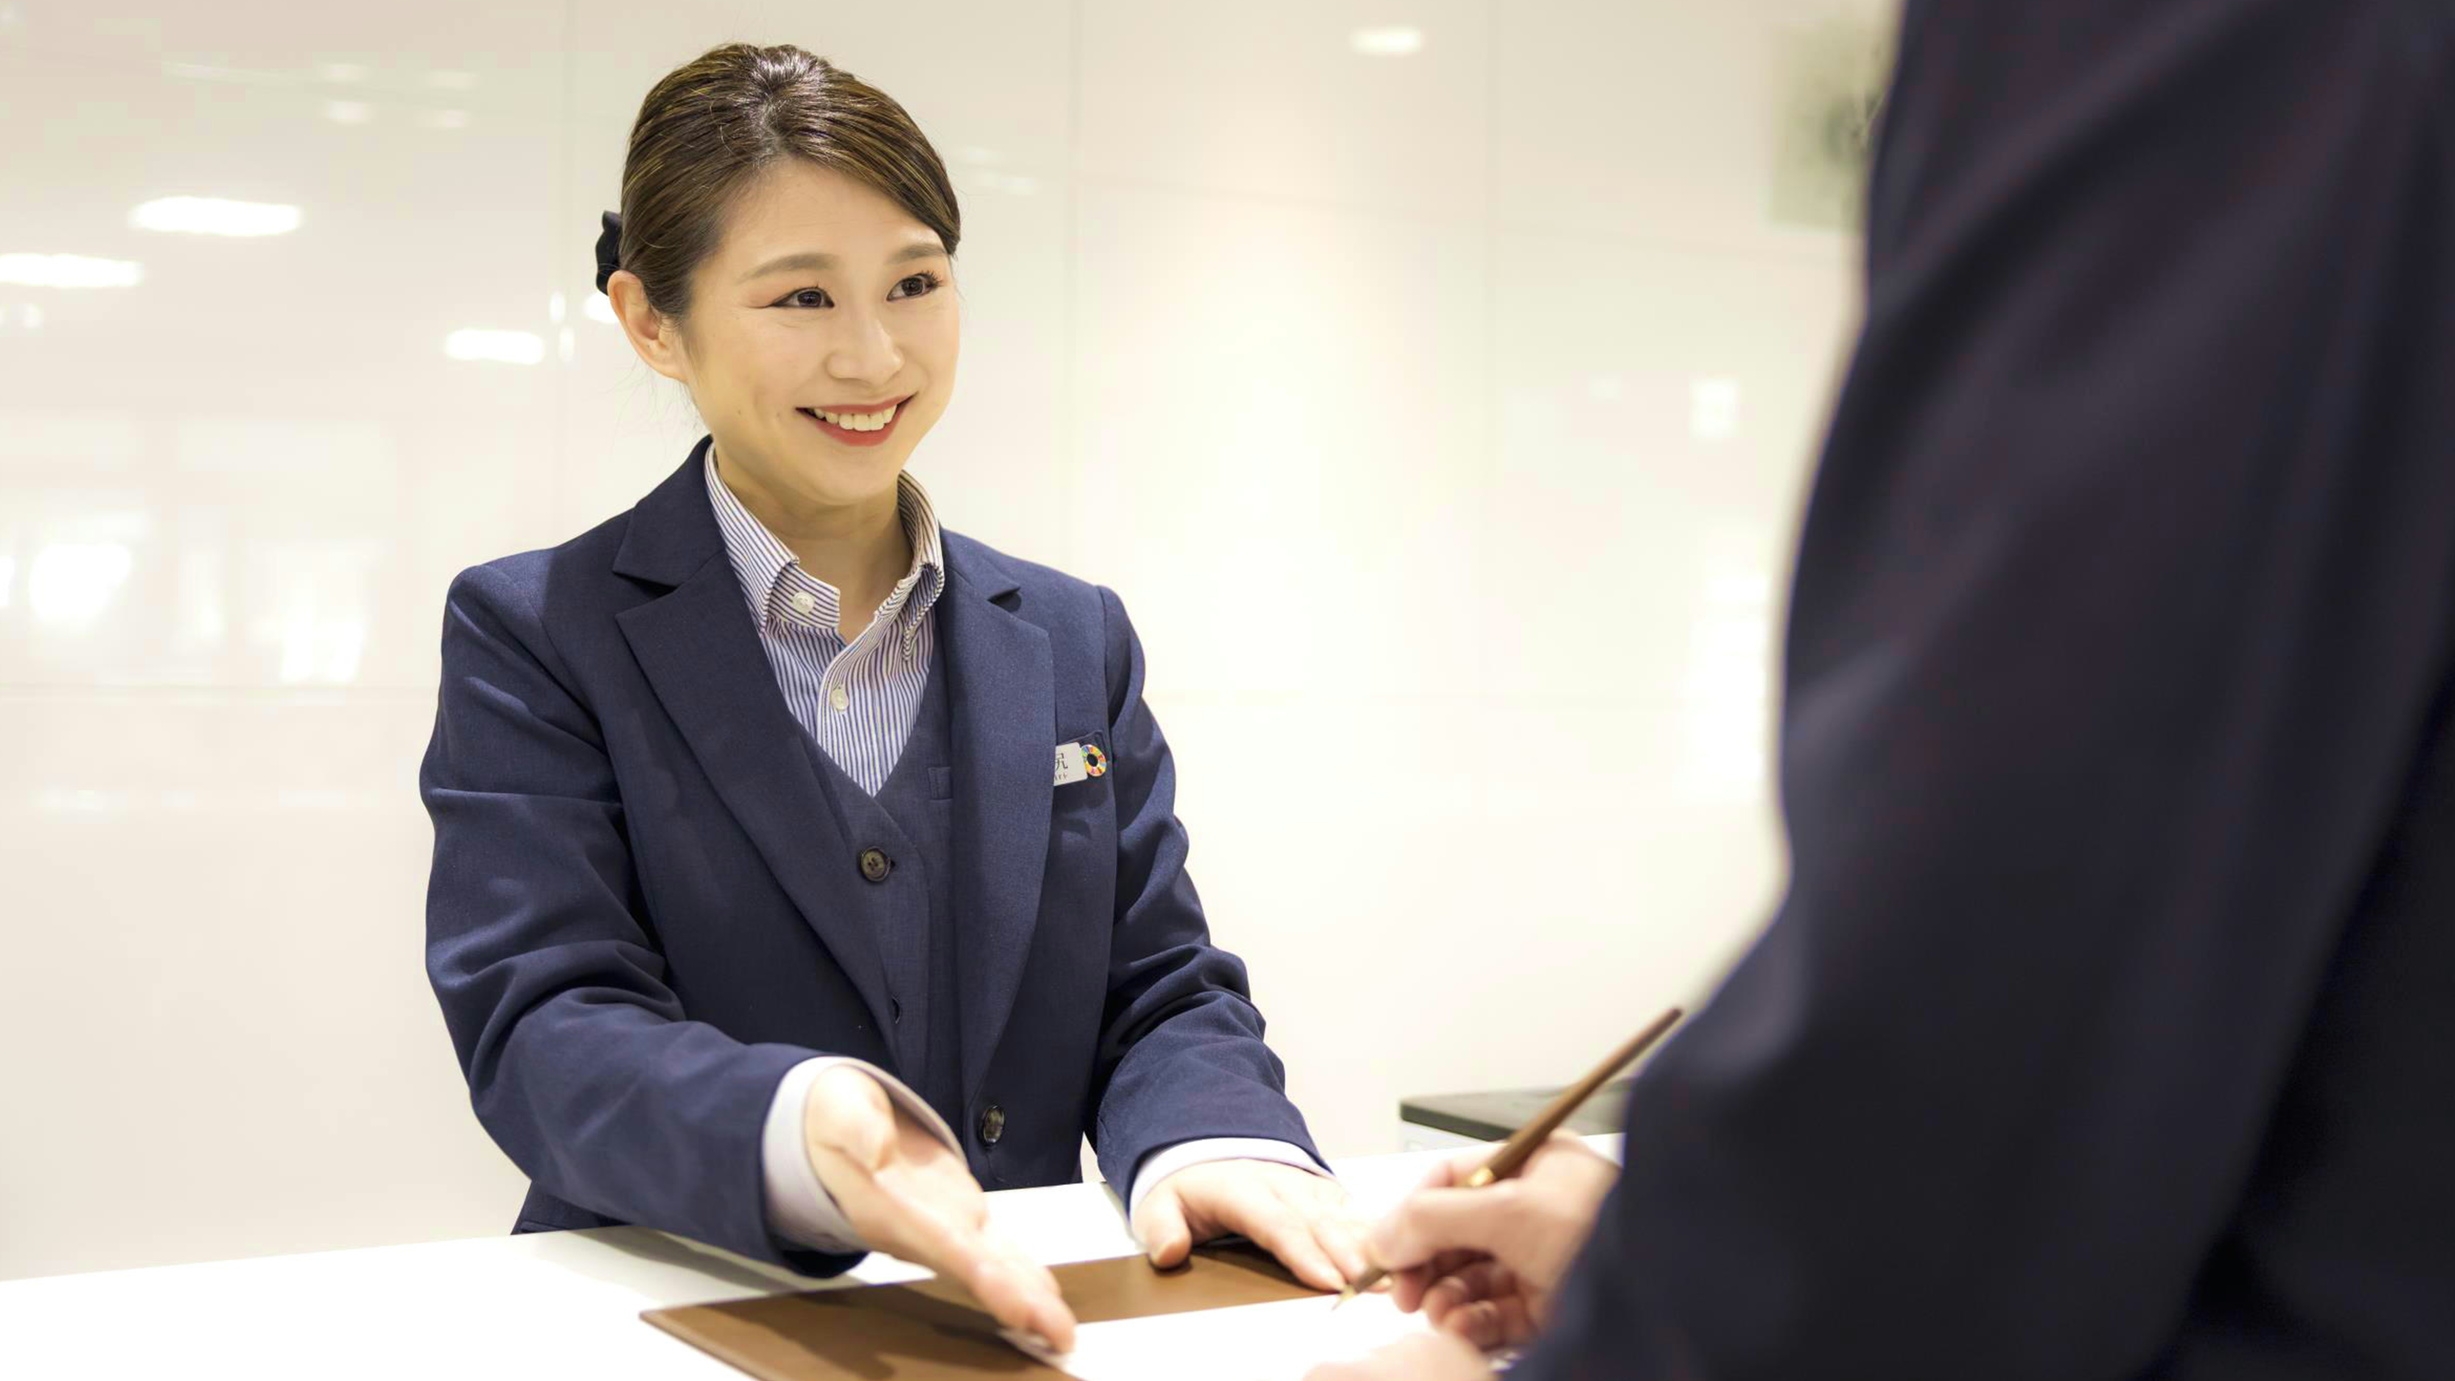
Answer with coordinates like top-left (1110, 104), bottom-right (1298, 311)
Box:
top-left (1055, 741), bottom-right (1110, 786)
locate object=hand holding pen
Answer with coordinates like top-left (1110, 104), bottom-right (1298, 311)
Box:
top-left (1334, 1007), bottom-right (1684, 1345)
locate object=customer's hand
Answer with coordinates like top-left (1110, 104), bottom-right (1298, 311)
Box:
top-left (1371, 1133), bottom-right (1618, 1349)
top-left (1134, 1160), bottom-right (1372, 1293)
top-left (801, 1065), bottom-right (1076, 1351)
top-left (1305, 1329), bottom-right (1493, 1381)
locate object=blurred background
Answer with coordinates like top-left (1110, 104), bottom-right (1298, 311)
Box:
top-left (0, 0), bottom-right (1891, 1279)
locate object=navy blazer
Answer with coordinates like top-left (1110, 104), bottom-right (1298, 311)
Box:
top-left (421, 442), bottom-right (1319, 1277)
top-left (1521, 1), bottom-right (2455, 1378)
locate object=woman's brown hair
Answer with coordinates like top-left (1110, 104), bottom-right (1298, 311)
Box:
top-left (609, 43), bottom-right (960, 317)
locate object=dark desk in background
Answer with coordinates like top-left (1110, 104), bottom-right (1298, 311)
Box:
top-left (1397, 1079), bottom-right (1632, 1149)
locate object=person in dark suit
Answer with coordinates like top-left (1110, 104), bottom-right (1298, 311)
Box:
top-left (421, 44), bottom-right (1364, 1352)
top-left (1319, 0), bottom-right (2455, 1376)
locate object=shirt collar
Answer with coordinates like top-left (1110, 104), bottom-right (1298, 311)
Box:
top-left (702, 449), bottom-right (946, 639)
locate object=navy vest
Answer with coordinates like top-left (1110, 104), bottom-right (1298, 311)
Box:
top-left (798, 647), bottom-right (967, 1135)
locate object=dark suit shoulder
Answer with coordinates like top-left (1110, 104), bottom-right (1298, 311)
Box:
top-left (942, 530), bottom-right (1109, 624)
top-left (453, 506), bottom-right (636, 602)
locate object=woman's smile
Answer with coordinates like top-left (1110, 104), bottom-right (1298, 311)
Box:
top-left (798, 394), bottom-right (912, 447)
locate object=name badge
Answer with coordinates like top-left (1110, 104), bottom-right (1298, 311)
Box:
top-left (1054, 740), bottom-right (1110, 786)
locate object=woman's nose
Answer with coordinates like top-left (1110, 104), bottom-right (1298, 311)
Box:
top-left (827, 310), bottom-right (902, 384)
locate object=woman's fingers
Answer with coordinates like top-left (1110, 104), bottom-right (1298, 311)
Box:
top-left (865, 1160), bottom-right (1079, 1352)
top-left (1306, 1201), bottom-right (1374, 1285)
top-left (1143, 1163), bottom-right (1370, 1293)
top-left (1191, 1173), bottom-right (1344, 1290)
top-left (1132, 1183), bottom-right (1196, 1269)
top-left (1239, 1191), bottom-right (1347, 1292)
top-left (952, 1233), bottom-right (1078, 1353)
top-left (799, 1070), bottom-right (1078, 1351)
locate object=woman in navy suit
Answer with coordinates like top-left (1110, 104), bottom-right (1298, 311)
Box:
top-left (420, 43), bottom-right (1357, 1350)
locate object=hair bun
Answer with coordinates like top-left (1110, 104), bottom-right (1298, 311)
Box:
top-left (593, 210), bottom-right (622, 294)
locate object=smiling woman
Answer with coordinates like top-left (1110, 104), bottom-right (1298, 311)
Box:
top-left (603, 46), bottom-right (963, 533)
top-left (418, 42), bottom-right (1363, 1355)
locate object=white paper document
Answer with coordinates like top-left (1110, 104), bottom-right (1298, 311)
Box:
top-left (1009, 1292), bottom-right (1434, 1381)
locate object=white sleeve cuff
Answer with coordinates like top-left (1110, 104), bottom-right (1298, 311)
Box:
top-left (1124, 1138), bottom-right (1332, 1222)
top-left (760, 1056), bottom-right (964, 1253)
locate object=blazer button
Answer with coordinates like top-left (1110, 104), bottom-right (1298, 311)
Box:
top-left (977, 1104), bottom-right (1006, 1146)
top-left (858, 848), bottom-right (892, 884)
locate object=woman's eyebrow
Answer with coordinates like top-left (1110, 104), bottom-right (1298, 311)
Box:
top-left (739, 243), bottom-right (947, 282)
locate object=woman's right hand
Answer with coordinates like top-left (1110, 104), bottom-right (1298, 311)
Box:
top-left (801, 1065), bottom-right (1078, 1352)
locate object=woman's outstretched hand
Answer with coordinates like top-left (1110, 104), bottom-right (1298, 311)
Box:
top-left (800, 1064), bottom-right (1078, 1352)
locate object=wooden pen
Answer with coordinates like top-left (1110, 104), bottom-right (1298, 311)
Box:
top-left (1334, 1005), bottom-right (1685, 1306)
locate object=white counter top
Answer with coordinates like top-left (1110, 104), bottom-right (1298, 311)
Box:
top-left (0, 1138), bottom-right (1619, 1380)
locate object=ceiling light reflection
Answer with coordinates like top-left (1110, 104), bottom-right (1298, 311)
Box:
top-left (1350, 26), bottom-right (1425, 56)
top-left (583, 296), bottom-right (618, 325)
top-left (324, 100), bottom-right (373, 125)
top-left (444, 328), bottom-right (545, 365)
top-left (131, 196), bottom-right (302, 237)
top-left (970, 170), bottom-right (1040, 197)
top-left (0, 254), bottom-right (144, 289)
top-left (1682, 545), bottom-right (1778, 800)
top-left (1690, 377), bottom-right (1742, 441)
top-left (27, 542), bottom-right (133, 628)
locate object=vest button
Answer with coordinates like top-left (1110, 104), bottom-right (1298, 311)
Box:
top-left (889, 997), bottom-right (903, 1024)
top-left (858, 848), bottom-right (892, 883)
top-left (978, 1104), bottom-right (1006, 1146)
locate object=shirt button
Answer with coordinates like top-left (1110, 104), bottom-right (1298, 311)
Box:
top-left (829, 684), bottom-right (849, 712)
top-left (858, 848), bottom-right (892, 884)
top-left (977, 1104), bottom-right (1005, 1146)
top-left (790, 591), bottom-right (817, 616)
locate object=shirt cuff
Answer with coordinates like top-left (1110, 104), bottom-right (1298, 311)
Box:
top-left (1124, 1138), bottom-right (1333, 1222)
top-left (761, 1056), bottom-right (964, 1252)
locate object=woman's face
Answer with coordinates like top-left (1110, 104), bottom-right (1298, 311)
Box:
top-left (622, 159), bottom-right (959, 512)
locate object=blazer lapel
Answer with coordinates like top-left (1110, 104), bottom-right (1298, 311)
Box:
top-left (612, 446), bottom-right (896, 1038)
top-left (935, 544), bottom-right (1055, 1105)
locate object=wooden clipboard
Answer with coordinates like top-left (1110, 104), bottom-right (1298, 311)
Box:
top-left (643, 1242), bottom-right (1319, 1380)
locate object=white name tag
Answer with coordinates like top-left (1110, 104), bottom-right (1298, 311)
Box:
top-left (1054, 741), bottom-right (1109, 786)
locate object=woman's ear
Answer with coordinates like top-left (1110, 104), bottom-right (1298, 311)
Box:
top-left (607, 270), bottom-right (689, 383)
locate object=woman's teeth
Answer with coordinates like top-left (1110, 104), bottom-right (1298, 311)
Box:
top-left (812, 402), bottom-right (899, 432)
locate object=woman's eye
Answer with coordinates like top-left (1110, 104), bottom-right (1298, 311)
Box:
top-left (890, 272), bottom-right (942, 300)
top-left (780, 288), bottom-right (832, 309)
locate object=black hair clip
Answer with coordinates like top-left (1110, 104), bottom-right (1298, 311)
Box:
top-left (594, 210), bottom-right (623, 294)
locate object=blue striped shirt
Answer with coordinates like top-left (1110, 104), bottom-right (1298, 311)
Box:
top-left (704, 453), bottom-right (945, 796)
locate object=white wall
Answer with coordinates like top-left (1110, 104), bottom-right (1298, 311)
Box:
top-left (0, 0), bottom-right (1878, 1280)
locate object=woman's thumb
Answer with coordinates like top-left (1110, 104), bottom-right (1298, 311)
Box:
top-left (806, 1066), bottom-right (897, 1170)
top-left (1134, 1186), bottom-right (1194, 1268)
